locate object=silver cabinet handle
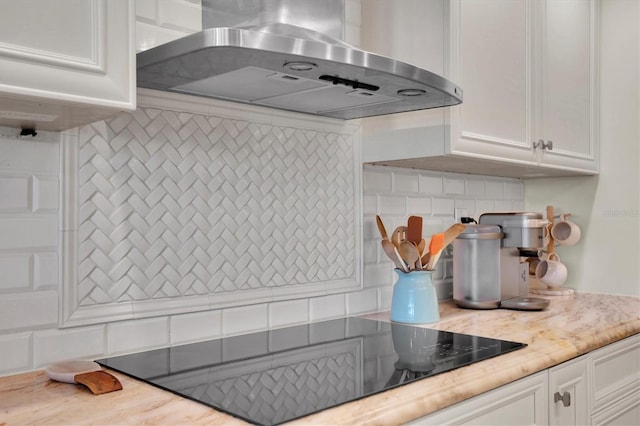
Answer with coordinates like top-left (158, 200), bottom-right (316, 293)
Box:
top-left (554, 391), bottom-right (571, 407)
top-left (533, 140), bottom-right (554, 151)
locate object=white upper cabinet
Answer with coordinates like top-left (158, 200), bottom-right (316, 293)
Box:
top-left (362, 0), bottom-right (599, 178)
top-left (0, 0), bottom-right (136, 131)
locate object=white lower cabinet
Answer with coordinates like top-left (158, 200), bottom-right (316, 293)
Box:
top-left (590, 334), bottom-right (640, 426)
top-left (409, 371), bottom-right (548, 425)
top-left (548, 357), bottom-right (589, 425)
top-left (410, 334), bottom-right (639, 425)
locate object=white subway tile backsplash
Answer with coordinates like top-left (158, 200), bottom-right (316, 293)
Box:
top-left (363, 263), bottom-right (392, 287)
top-left (431, 197), bottom-right (455, 216)
top-left (485, 181), bottom-right (505, 199)
top-left (0, 216), bottom-right (57, 250)
top-left (378, 195), bottom-right (406, 215)
top-left (466, 179), bottom-right (485, 197)
top-left (0, 138), bottom-right (59, 174)
top-left (363, 194), bottom-right (377, 215)
top-left (0, 291), bottom-right (58, 331)
top-left (346, 288), bottom-right (378, 314)
top-left (0, 254), bottom-right (31, 290)
top-left (0, 176), bottom-right (29, 211)
top-left (169, 309), bottom-right (222, 344)
top-left (33, 327), bottom-right (105, 367)
top-left (33, 252), bottom-right (58, 289)
top-left (269, 299), bottom-right (309, 328)
top-left (406, 197), bottom-right (431, 215)
top-left (393, 173), bottom-right (419, 193)
top-left (444, 177), bottom-right (465, 195)
top-left (0, 333), bottom-right (31, 375)
top-left (476, 200), bottom-right (495, 215)
top-left (33, 176), bottom-right (58, 212)
top-left (222, 304), bottom-right (269, 336)
top-left (107, 317), bottom-right (169, 355)
top-left (495, 200), bottom-right (515, 211)
top-left (454, 199), bottom-right (476, 216)
top-left (505, 181), bottom-right (523, 199)
top-left (363, 239), bottom-right (378, 264)
top-left (423, 218), bottom-right (445, 237)
top-left (378, 286), bottom-right (393, 311)
top-left (309, 294), bottom-right (346, 321)
top-left (419, 175), bottom-right (443, 195)
top-left (363, 170), bottom-right (392, 193)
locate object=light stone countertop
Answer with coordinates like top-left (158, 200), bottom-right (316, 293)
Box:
top-left (1, 292), bottom-right (639, 425)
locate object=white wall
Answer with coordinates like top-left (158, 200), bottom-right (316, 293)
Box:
top-left (525, 0), bottom-right (640, 296)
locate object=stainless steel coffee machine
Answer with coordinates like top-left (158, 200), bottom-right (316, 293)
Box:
top-left (453, 212), bottom-right (550, 310)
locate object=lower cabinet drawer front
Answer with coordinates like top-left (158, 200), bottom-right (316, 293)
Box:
top-left (591, 334), bottom-right (640, 413)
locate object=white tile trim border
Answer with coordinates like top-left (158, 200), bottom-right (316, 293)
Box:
top-left (60, 89), bottom-right (363, 328)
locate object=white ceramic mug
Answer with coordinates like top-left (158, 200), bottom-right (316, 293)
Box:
top-left (535, 253), bottom-right (568, 288)
top-left (551, 214), bottom-right (581, 246)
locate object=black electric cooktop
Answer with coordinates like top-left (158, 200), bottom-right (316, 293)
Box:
top-left (97, 318), bottom-right (525, 425)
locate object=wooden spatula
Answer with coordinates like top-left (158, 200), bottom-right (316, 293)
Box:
top-left (407, 216), bottom-right (423, 244)
top-left (425, 233), bottom-right (445, 270)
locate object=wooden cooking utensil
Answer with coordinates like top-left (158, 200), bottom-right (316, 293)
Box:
top-left (45, 360), bottom-right (123, 395)
top-left (398, 240), bottom-right (421, 271)
top-left (375, 215), bottom-right (389, 240)
top-left (391, 226), bottom-right (407, 248)
top-left (426, 233), bottom-right (445, 270)
top-left (424, 223), bottom-right (467, 270)
top-left (442, 223), bottom-right (466, 247)
top-left (381, 240), bottom-right (409, 272)
top-left (406, 216), bottom-right (423, 244)
top-left (417, 238), bottom-right (427, 258)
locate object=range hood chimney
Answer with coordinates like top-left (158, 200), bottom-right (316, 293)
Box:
top-left (137, 0), bottom-right (463, 120)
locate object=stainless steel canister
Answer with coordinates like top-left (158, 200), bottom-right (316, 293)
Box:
top-left (453, 224), bottom-right (504, 309)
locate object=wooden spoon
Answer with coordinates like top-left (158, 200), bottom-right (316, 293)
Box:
top-left (382, 240), bottom-right (409, 272)
top-left (375, 215), bottom-right (389, 240)
top-left (398, 240), bottom-right (421, 271)
top-left (391, 226), bottom-right (407, 248)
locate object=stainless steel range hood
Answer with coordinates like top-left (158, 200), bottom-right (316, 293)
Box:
top-left (137, 0), bottom-right (463, 120)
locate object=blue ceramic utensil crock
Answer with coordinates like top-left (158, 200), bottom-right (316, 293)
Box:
top-left (390, 269), bottom-right (440, 324)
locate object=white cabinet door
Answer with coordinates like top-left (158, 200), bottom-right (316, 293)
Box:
top-left (589, 334), bottom-right (640, 425)
top-left (548, 356), bottom-right (590, 426)
top-left (536, 0), bottom-right (599, 172)
top-left (449, 0), bottom-right (537, 166)
top-left (409, 371), bottom-right (548, 425)
top-left (0, 0), bottom-right (135, 130)
top-left (361, 0), bottom-right (600, 178)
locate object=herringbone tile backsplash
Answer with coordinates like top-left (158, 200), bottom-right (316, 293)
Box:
top-left (60, 91), bottom-right (361, 326)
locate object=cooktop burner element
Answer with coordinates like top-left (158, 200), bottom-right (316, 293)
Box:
top-left (97, 318), bottom-right (525, 425)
